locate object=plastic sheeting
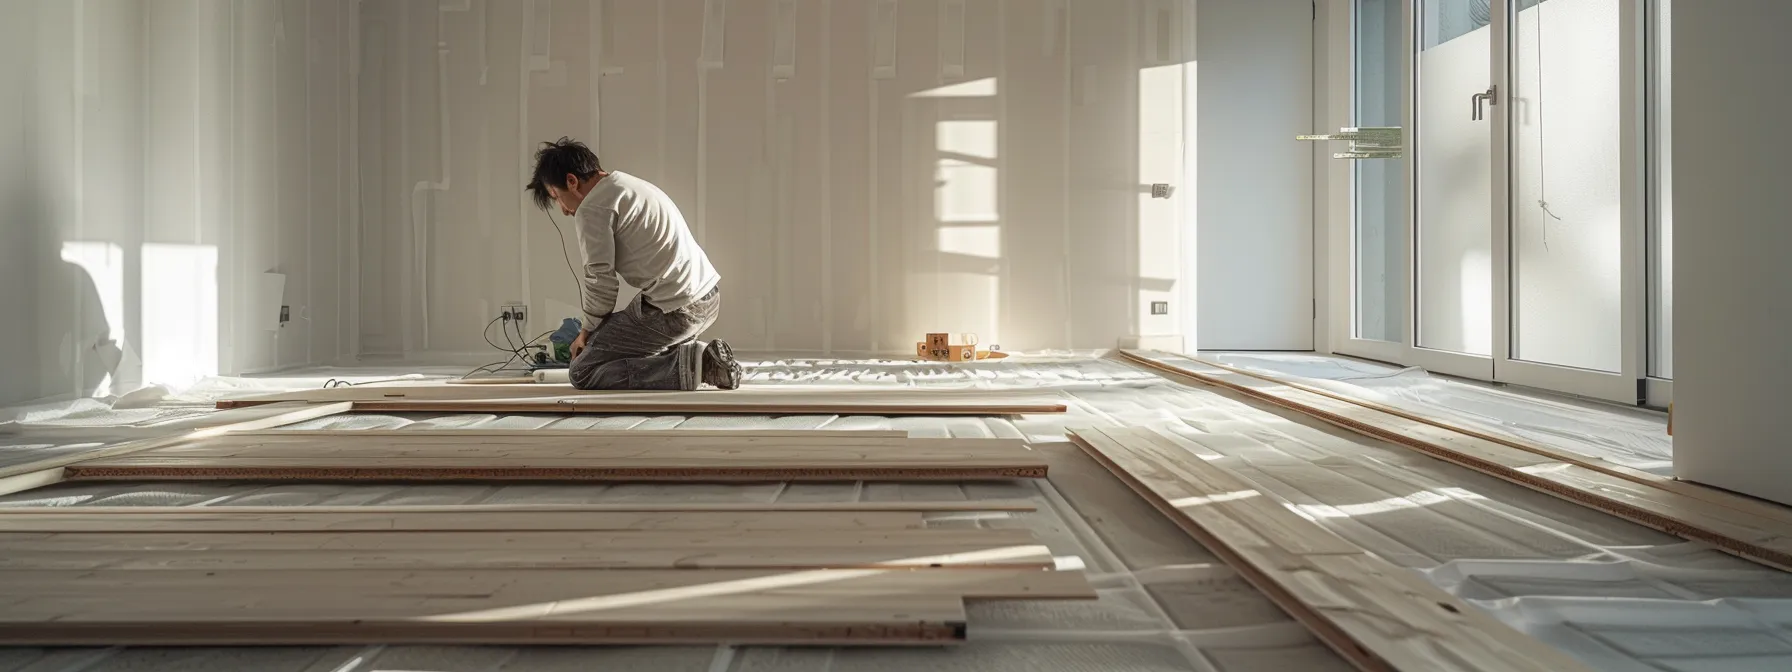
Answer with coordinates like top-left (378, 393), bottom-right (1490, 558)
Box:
top-left (0, 353), bottom-right (1784, 672)
top-left (1209, 352), bottom-right (1674, 476)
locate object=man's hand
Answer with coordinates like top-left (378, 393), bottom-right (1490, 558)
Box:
top-left (570, 329), bottom-right (591, 360)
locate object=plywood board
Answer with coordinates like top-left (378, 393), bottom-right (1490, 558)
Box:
top-left (0, 526), bottom-right (1053, 571)
top-left (1182, 354), bottom-right (1786, 519)
top-left (1120, 350), bottom-right (1792, 572)
top-left (0, 402), bottom-right (359, 498)
top-left (0, 568), bottom-right (1092, 645)
top-left (62, 434), bottom-right (1049, 481)
top-left (0, 510), bottom-right (929, 533)
top-left (0, 500), bottom-right (1039, 514)
top-left (212, 386), bottom-right (1069, 415)
top-left (1070, 426), bottom-right (1592, 672)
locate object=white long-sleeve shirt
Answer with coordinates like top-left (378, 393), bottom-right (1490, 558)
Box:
top-left (572, 171), bottom-right (721, 330)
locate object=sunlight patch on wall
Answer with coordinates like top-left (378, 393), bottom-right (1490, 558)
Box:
top-left (141, 243), bottom-right (218, 387)
top-left (910, 77), bottom-right (997, 99)
top-left (935, 120), bottom-right (998, 227)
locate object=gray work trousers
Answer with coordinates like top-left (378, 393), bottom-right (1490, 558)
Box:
top-left (568, 287), bottom-right (720, 391)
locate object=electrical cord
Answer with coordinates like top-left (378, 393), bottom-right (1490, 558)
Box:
top-left (544, 212), bottom-right (583, 302)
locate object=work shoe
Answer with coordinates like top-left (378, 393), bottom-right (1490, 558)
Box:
top-left (702, 339), bottom-right (743, 390)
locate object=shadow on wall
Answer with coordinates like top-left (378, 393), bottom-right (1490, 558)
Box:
top-left (0, 172), bottom-right (119, 407)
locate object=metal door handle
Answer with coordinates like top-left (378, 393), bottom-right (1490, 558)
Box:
top-left (1471, 86), bottom-right (1498, 121)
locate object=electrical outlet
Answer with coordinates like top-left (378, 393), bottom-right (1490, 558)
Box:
top-left (279, 305), bottom-right (291, 325)
top-left (1150, 184), bottom-right (1174, 199)
top-left (501, 303), bottom-right (528, 327)
top-left (1150, 301), bottom-right (1169, 315)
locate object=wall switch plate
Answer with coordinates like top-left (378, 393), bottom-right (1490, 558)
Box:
top-left (1150, 301), bottom-right (1170, 315)
top-left (278, 305), bottom-right (291, 325)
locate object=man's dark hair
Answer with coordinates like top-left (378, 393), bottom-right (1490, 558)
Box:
top-left (525, 137), bottom-right (603, 211)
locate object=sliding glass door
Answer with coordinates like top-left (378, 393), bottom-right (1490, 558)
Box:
top-left (1333, 0), bottom-right (1646, 404)
top-left (1496, 0), bottom-right (1642, 401)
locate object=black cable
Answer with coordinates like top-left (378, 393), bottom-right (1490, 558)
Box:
top-left (481, 315), bottom-right (511, 353)
top-left (544, 212), bottom-right (583, 301)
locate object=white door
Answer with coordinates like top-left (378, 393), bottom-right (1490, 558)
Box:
top-left (1332, 0), bottom-right (1645, 404)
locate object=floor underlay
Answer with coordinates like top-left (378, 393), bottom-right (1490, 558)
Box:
top-left (0, 352), bottom-right (1782, 672)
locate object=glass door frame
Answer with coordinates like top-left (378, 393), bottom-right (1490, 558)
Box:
top-left (1327, 0), bottom-right (1649, 405)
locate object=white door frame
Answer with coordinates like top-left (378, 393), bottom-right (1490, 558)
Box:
top-left (1322, 0), bottom-right (1650, 406)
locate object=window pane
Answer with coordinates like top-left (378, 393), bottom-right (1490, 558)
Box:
top-left (1353, 0), bottom-right (1406, 343)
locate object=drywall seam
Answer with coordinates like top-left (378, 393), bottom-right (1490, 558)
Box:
top-left (768, 31), bottom-right (784, 352)
top-left (1127, 1), bottom-right (1142, 341)
top-left (867, 71), bottom-right (880, 353)
top-left (399, 5), bottom-right (413, 355)
top-left (590, 0), bottom-right (601, 154)
top-left (305, 5), bottom-right (314, 366)
top-left (72, 0), bottom-right (86, 395)
top-left (820, 0), bottom-right (833, 354)
top-left (517, 0), bottom-right (533, 315)
top-left (1060, 1), bottom-right (1073, 348)
top-left (348, 0), bottom-right (363, 361)
top-left (408, 5), bottom-right (454, 352)
top-left (479, 0), bottom-right (490, 85)
top-left (656, 0), bottom-right (666, 179)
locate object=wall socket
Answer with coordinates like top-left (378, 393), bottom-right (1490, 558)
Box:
top-left (501, 303), bottom-right (528, 326)
top-left (1150, 301), bottom-right (1170, 315)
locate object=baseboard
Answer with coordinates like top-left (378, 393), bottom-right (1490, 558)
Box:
top-left (1116, 336), bottom-right (1186, 353)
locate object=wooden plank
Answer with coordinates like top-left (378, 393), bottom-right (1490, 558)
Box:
top-left (0, 510), bottom-right (929, 533)
top-left (0, 590), bottom-right (969, 645)
top-left (0, 402), bottom-right (354, 481)
top-left (127, 434), bottom-right (1021, 457)
top-left (0, 468), bottom-right (65, 499)
top-left (1069, 426), bottom-right (1593, 672)
top-left (62, 435), bottom-right (1049, 482)
top-left (213, 386), bottom-right (1069, 415)
top-left (0, 500), bottom-right (1039, 514)
top-left (234, 428), bottom-right (913, 438)
top-left (1119, 350), bottom-right (1792, 572)
top-left (0, 528), bottom-right (1041, 552)
top-left (1185, 353), bottom-right (1792, 526)
top-left (0, 543), bottom-right (1054, 571)
top-left (62, 462), bottom-right (1044, 482)
top-left (0, 567), bottom-right (1094, 601)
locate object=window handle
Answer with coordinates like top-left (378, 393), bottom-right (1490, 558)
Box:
top-left (1471, 86), bottom-right (1498, 121)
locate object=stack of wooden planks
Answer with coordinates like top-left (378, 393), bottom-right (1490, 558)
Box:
top-left (59, 430), bottom-right (1051, 482)
top-left (1069, 426), bottom-right (1594, 672)
top-left (1119, 349), bottom-right (1792, 573)
top-left (210, 385), bottom-right (1071, 415)
top-left (0, 502), bottom-right (1093, 645)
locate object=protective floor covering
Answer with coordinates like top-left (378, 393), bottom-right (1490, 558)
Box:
top-left (0, 353), bottom-right (1783, 672)
top-left (1208, 351), bottom-right (1674, 475)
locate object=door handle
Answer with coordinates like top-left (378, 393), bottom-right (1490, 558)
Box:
top-left (1471, 86), bottom-right (1498, 121)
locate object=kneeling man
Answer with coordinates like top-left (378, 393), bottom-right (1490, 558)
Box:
top-left (526, 137), bottom-right (740, 390)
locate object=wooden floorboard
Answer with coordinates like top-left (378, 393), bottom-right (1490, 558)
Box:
top-left (0, 501), bottom-right (1039, 514)
top-left (62, 434), bottom-right (1049, 482)
top-left (1070, 426), bottom-right (1593, 672)
top-left (1184, 353), bottom-right (1792, 528)
top-left (0, 528), bottom-right (1037, 551)
top-left (0, 567), bottom-right (1091, 645)
top-left (1120, 350), bottom-right (1792, 572)
top-left (0, 510), bottom-right (930, 533)
top-left (0, 402), bottom-right (355, 484)
top-left (212, 386), bottom-right (1069, 415)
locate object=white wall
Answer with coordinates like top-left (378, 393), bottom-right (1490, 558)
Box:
top-left (1671, 0), bottom-right (1792, 506)
top-left (1194, 0), bottom-right (1314, 351)
top-left (0, 0), bottom-right (356, 407)
top-left (354, 0), bottom-right (1318, 357)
